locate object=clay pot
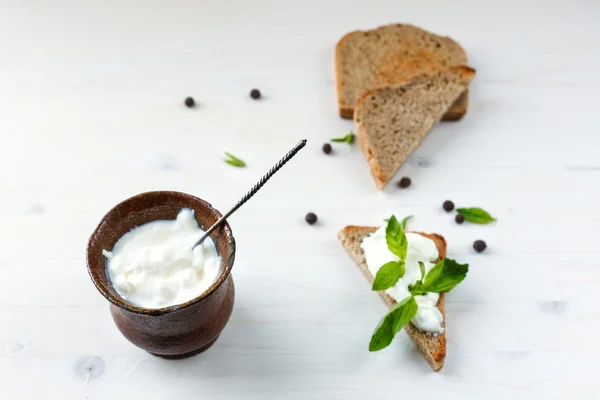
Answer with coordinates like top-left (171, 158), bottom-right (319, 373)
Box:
top-left (86, 191), bottom-right (235, 359)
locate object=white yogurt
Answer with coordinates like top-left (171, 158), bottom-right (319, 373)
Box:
top-left (361, 226), bottom-right (444, 334)
top-left (103, 208), bottom-right (221, 308)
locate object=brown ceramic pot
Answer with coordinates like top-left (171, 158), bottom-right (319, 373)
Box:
top-left (86, 191), bottom-right (235, 359)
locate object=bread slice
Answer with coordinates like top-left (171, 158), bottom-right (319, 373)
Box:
top-left (338, 225), bottom-right (447, 371)
top-left (355, 66), bottom-right (475, 189)
top-left (335, 23), bottom-right (469, 121)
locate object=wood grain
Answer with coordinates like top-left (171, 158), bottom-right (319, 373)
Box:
top-left (0, 0), bottom-right (598, 398)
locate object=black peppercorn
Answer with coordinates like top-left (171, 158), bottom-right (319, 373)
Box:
top-left (322, 143), bottom-right (332, 154)
top-left (455, 213), bottom-right (465, 224)
top-left (443, 200), bottom-right (454, 212)
top-left (473, 240), bottom-right (487, 253)
top-left (250, 89), bottom-right (261, 99)
top-left (397, 177), bottom-right (411, 188)
top-left (184, 97), bottom-right (195, 108)
top-left (305, 212), bottom-right (318, 225)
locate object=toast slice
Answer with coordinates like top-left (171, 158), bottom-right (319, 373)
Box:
top-left (335, 23), bottom-right (469, 120)
top-left (355, 66), bottom-right (475, 189)
top-left (338, 225), bottom-right (447, 371)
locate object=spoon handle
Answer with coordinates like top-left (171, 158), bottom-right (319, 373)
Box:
top-left (193, 139), bottom-right (307, 249)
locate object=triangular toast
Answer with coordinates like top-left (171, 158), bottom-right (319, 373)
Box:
top-left (335, 23), bottom-right (469, 121)
top-left (354, 66), bottom-right (475, 189)
top-left (338, 225), bottom-right (447, 371)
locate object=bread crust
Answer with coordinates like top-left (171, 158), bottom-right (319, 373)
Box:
top-left (338, 225), bottom-right (447, 371)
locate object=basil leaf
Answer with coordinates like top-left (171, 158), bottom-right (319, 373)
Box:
top-left (456, 207), bottom-right (496, 224)
top-left (420, 258), bottom-right (469, 293)
top-left (408, 282), bottom-right (423, 295)
top-left (407, 262), bottom-right (427, 295)
top-left (418, 261), bottom-right (425, 281)
top-left (385, 215), bottom-right (408, 259)
top-left (399, 215), bottom-right (412, 230)
top-left (372, 261), bottom-right (405, 291)
top-left (331, 132), bottom-right (354, 144)
top-left (224, 152), bottom-right (246, 167)
top-left (369, 296), bottom-right (418, 352)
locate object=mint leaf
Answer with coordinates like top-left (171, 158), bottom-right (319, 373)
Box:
top-left (417, 258), bottom-right (469, 294)
top-left (369, 296), bottom-right (418, 351)
top-left (372, 261), bottom-right (405, 291)
top-left (456, 207), bottom-right (496, 224)
top-left (224, 152), bottom-right (246, 167)
top-left (331, 132), bottom-right (354, 144)
top-left (385, 215), bottom-right (408, 259)
top-left (399, 215), bottom-right (412, 230)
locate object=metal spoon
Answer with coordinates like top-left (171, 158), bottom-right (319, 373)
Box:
top-left (192, 139), bottom-right (307, 249)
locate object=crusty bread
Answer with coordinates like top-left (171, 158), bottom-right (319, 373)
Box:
top-left (355, 66), bottom-right (475, 189)
top-left (338, 225), bottom-right (447, 371)
top-left (335, 23), bottom-right (469, 120)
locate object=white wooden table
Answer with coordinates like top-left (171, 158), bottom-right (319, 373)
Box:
top-left (1, 1), bottom-right (598, 398)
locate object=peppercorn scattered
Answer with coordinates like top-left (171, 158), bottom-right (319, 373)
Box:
top-left (184, 97), bottom-right (195, 108)
top-left (397, 177), bottom-right (411, 188)
top-left (473, 240), bottom-right (487, 253)
top-left (322, 143), bottom-right (332, 154)
top-left (305, 212), bottom-right (318, 225)
top-left (250, 89), bottom-right (261, 99)
top-left (455, 213), bottom-right (465, 224)
top-left (443, 200), bottom-right (454, 212)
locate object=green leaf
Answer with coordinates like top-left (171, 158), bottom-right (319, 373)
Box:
top-left (456, 207), bottom-right (496, 224)
top-left (372, 261), bottom-right (405, 291)
top-left (385, 215), bottom-right (411, 228)
top-left (385, 215), bottom-right (408, 260)
top-left (418, 261), bottom-right (425, 281)
top-left (224, 152), bottom-right (246, 167)
top-left (399, 215), bottom-right (412, 230)
top-left (418, 258), bottom-right (469, 294)
top-left (369, 296), bottom-right (418, 351)
top-left (408, 282), bottom-right (421, 294)
top-left (331, 132), bottom-right (354, 144)
top-left (408, 262), bottom-right (427, 295)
